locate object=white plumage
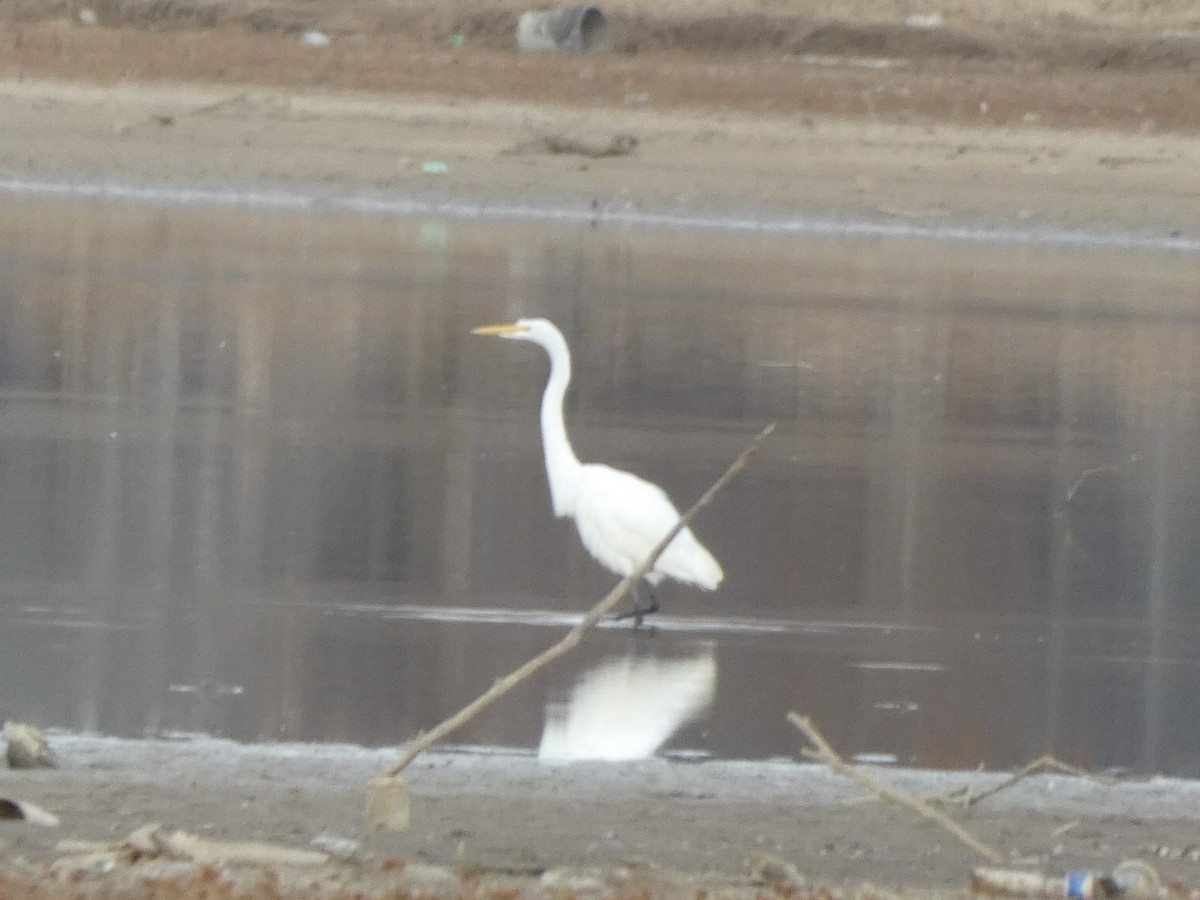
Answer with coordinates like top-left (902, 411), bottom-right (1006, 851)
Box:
top-left (472, 317), bottom-right (723, 621)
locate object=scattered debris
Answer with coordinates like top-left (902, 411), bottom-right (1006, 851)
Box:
top-left (184, 91), bottom-right (256, 118)
top-left (5, 721), bottom-right (57, 769)
top-left (905, 12), bottom-right (945, 29)
top-left (1051, 820), bottom-right (1082, 838)
top-left (0, 798), bottom-right (59, 827)
top-left (1141, 844), bottom-right (1200, 862)
top-left (905, 755), bottom-right (1115, 810)
top-left (300, 30), bottom-right (330, 47)
top-left (745, 851), bottom-right (809, 891)
top-left (366, 775), bottom-right (410, 830)
top-left (502, 133), bottom-right (638, 158)
top-left (971, 859), bottom-right (1163, 899)
top-left (309, 832), bottom-right (362, 861)
top-left (539, 868), bottom-right (606, 893)
top-left (158, 829), bottom-right (330, 867)
top-left (973, 865), bottom-right (1080, 897)
top-left (421, 159), bottom-right (449, 174)
top-left (544, 133), bottom-right (637, 157)
top-left (957, 755), bottom-right (1116, 808)
top-left (516, 5), bottom-right (608, 54)
top-left (51, 824), bottom-right (330, 876)
top-left (76, 8), bottom-right (97, 25)
top-left (799, 54), bottom-right (899, 69)
top-left (788, 711), bottom-right (1003, 863)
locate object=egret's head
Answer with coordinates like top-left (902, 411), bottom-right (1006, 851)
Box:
top-left (471, 317), bottom-right (555, 343)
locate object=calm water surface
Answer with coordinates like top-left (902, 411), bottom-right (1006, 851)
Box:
top-left (1, 194), bottom-right (1200, 773)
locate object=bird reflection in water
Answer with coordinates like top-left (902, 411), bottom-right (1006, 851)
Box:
top-left (538, 645), bottom-right (717, 761)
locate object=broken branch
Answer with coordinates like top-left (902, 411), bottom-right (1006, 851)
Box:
top-left (962, 754), bottom-right (1115, 807)
top-left (787, 712), bottom-right (1002, 864)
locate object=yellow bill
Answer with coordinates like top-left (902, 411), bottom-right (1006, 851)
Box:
top-left (471, 322), bottom-right (528, 336)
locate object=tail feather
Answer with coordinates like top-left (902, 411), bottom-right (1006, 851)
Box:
top-left (658, 528), bottom-right (723, 590)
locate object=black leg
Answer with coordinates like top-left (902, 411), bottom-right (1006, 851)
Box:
top-left (613, 584), bottom-right (660, 628)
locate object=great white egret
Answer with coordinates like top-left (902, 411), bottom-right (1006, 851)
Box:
top-left (471, 318), bottom-right (723, 624)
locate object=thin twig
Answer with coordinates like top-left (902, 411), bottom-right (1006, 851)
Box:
top-left (787, 712), bottom-right (1003, 864)
top-left (1052, 454), bottom-right (1140, 520)
top-left (188, 91), bottom-right (251, 117)
top-left (860, 755), bottom-right (1115, 809)
top-left (963, 754), bottom-right (1115, 807)
top-left (1051, 820), bottom-right (1080, 838)
top-left (378, 422), bottom-right (777, 779)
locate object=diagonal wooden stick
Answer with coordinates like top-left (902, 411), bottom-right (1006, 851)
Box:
top-left (377, 422), bottom-right (777, 779)
top-left (787, 712), bottom-right (1003, 864)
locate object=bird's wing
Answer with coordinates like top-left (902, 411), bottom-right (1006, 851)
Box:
top-left (573, 465), bottom-right (681, 576)
top-left (574, 464), bottom-right (720, 588)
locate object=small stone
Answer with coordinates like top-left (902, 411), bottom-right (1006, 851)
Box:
top-left (4, 721), bottom-right (56, 769)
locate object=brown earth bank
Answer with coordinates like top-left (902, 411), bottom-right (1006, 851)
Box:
top-left (5, 5), bottom-right (1200, 133)
top-left (1, 0), bottom-right (1200, 235)
top-left (3, 1), bottom-right (1200, 237)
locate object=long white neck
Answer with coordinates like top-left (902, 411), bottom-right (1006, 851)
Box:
top-left (538, 327), bottom-right (584, 517)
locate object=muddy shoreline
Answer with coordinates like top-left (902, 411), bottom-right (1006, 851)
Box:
top-left (3, 734), bottom-right (1200, 897)
top-left (4, 80), bottom-right (1200, 243)
top-left (2, 2), bottom-right (1200, 240)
